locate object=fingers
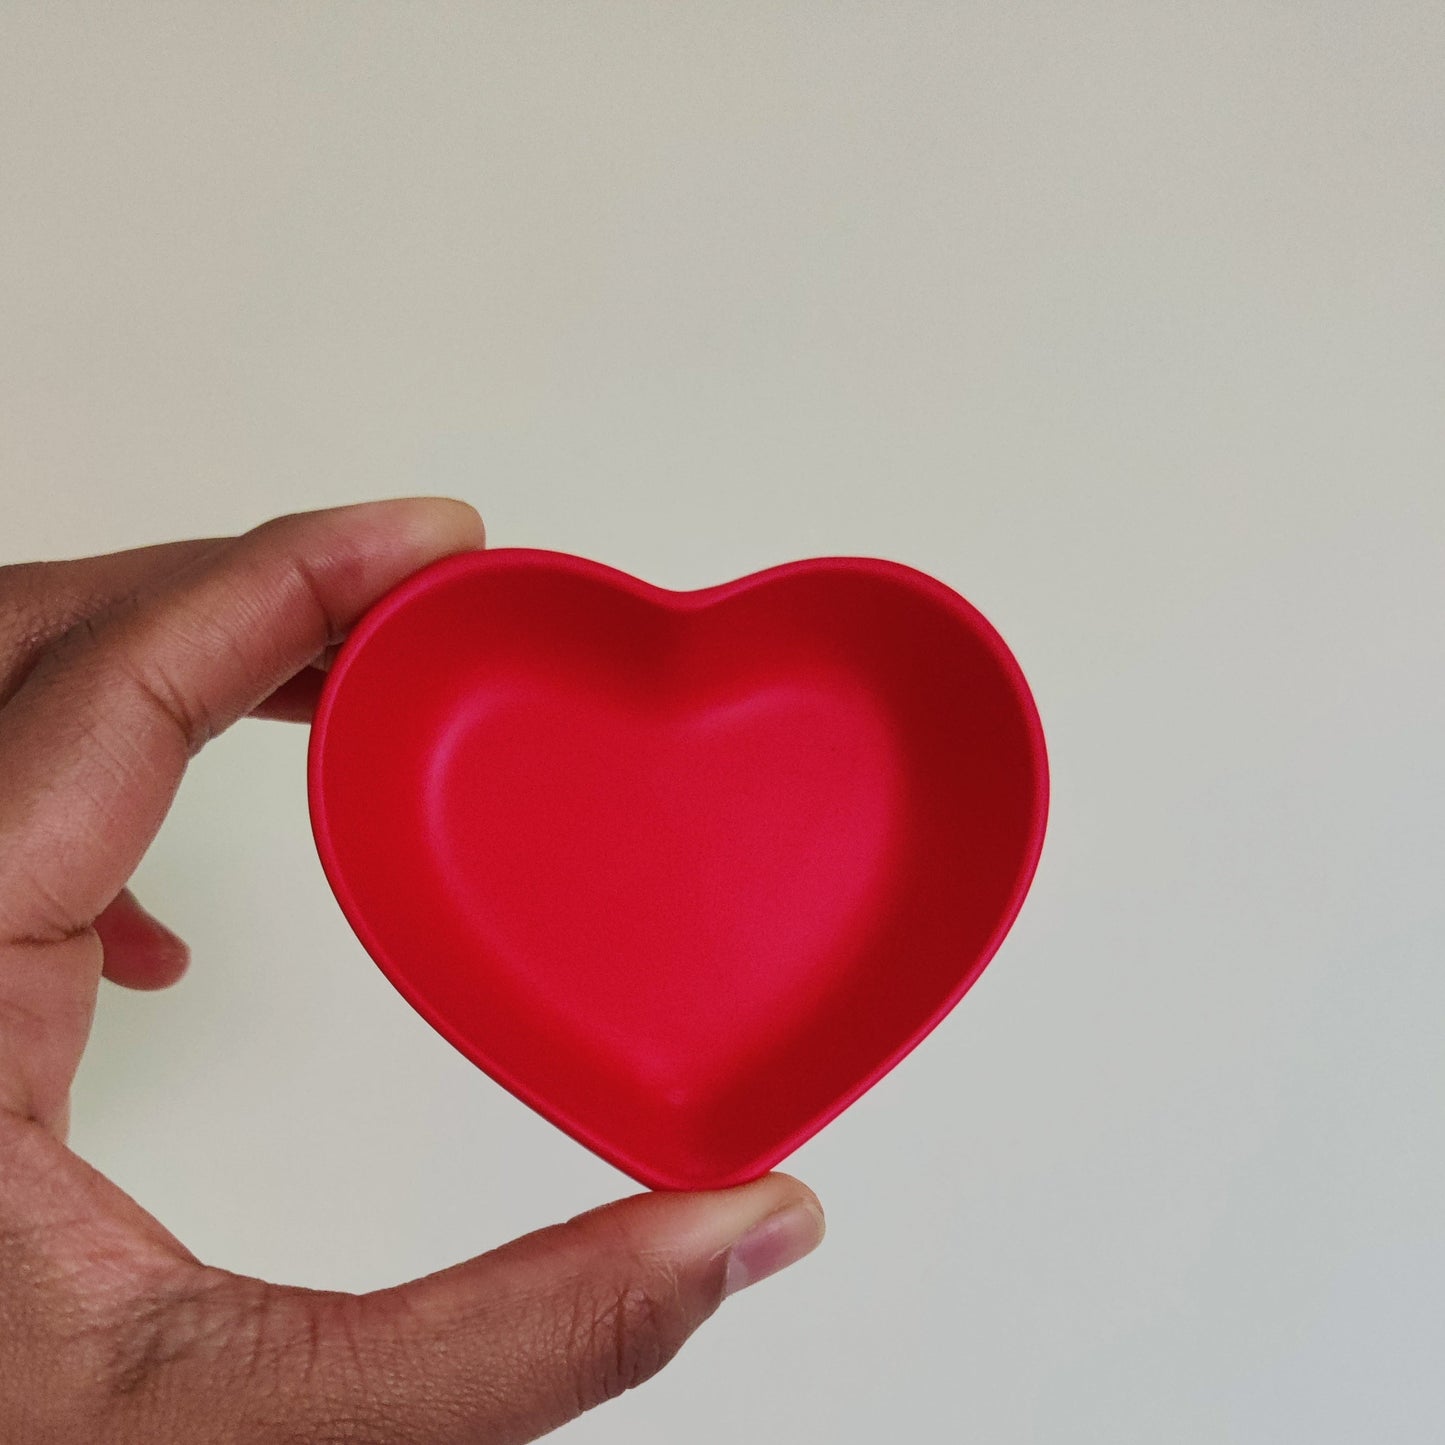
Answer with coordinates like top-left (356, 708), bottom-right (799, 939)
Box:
top-left (0, 1124), bottom-right (821, 1443)
top-left (247, 661), bottom-right (328, 723)
top-left (1, 542), bottom-right (340, 725)
top-left (0, 935), bottom-right (102, 1131)
top-left (0, 499), bottom-right (484, 946)
top-left (291, 1174), bottom-right (825, 1444)
top-left (249, 644), bottom-right (343, 723)
top-left (0, 540), bottom-right (227, 708)
top-left (94, 890), bottom-right (189, 991)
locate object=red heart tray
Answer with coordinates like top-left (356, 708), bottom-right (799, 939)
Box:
top-left (309, 549), bottom-right (1048, 1189)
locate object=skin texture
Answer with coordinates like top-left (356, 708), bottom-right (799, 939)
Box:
top-left (0, 500), bottom-right (824, 1444)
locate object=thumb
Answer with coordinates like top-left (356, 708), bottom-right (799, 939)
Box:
top-left (296, 1173), bottom-right (824, 1444)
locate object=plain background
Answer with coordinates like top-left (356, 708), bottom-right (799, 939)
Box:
top-left (3, 5), bottom-right (1443, 1441)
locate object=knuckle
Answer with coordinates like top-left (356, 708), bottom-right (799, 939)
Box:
top-left (22, 596), bottom-right (211, 754)
top-left (568, 1273), bottom-right (686, 1412)
top-left (280, 551), bottom-right (347, 646)
top-left (123, 652), bottom-right (213, 753)
top-left (0, 563), bottom-right (78, 702)
top-left (102, 1276), bottom-right (373, 1444)
top-left (33, 599), bottom-right (122, 678)
top-left (240, 515), bottom-right (347, 645)
top-left (106, 1270), bottom-right (264, 1400)
top-left (250, 509), bottom-right (307, 535)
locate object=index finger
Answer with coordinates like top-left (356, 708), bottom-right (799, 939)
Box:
top-left (0, 538), bottom-right (228, 707)
top-left (0, 498), bottom-right (484, 945)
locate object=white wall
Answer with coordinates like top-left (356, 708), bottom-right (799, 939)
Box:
top-left (3, 5), bottom-right (1443, 1440)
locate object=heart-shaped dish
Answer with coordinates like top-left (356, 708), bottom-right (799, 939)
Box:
top-left (309, 549), bottom-right (1047, 1189)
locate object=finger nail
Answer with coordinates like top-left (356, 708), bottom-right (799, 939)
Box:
top-left (723, 1200), bottom-right (826, 1298)
top-left (322, 497), bottom-right (487, 554)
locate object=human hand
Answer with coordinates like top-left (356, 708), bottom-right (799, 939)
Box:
top-left (0, 500), bottom-right (824, 1443)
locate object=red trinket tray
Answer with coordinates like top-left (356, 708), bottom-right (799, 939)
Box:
top-left (309, 549), bottom-right (1048, 1189)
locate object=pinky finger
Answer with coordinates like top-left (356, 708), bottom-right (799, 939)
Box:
top-left (95, 889), bottom-right (190, 991)
top-left (250, 663), bottom-right (327, 723)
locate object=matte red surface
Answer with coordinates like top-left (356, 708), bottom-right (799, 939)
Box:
top-left (308, 549), bottom-right (1048, 1190)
